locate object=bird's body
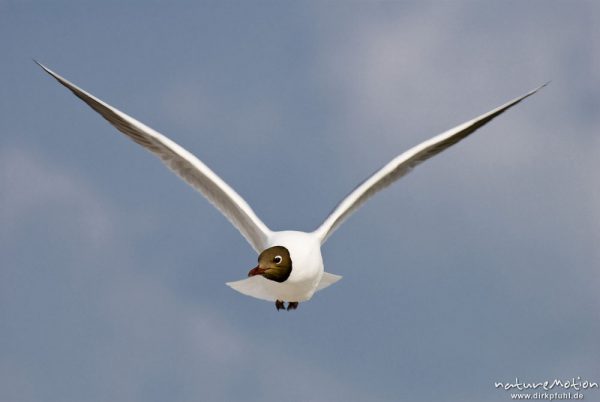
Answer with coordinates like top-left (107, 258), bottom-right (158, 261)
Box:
top-left (36, 61), bottom-right (545, 310)
top-left (228, 230), bottom-right (329, 303)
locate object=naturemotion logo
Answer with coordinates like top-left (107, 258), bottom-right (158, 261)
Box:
top-left (494, 377), bottom-right (598, 400)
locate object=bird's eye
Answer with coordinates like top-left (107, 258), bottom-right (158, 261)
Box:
top-left (274, 256), bottom-right (282, 264)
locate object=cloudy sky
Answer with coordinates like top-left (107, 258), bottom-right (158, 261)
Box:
top-left (1, 1), bottom-right (599, 401)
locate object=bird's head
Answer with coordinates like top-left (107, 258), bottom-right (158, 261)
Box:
top-left (248, 246), bottom-right (292, 283)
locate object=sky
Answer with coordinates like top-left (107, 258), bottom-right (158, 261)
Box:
top-left (1, 1), bottom-right (599, 401)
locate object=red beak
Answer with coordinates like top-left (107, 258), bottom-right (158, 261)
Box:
top-left (248, 265), bottom-right (267, 277)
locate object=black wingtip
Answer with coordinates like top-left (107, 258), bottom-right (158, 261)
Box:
top-left (535, 81), bottom-right (551, 92)
top-left (520, 81), bottom-right (549, 100)
top-left (33, 59), bottom-right (51, 74)
top-left (33, 60), bottom-right (65, 85)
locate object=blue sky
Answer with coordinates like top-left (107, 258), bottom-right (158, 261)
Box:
top-left (1, 1), bottom-right (599, 401)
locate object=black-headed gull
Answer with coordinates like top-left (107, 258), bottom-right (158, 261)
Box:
top-left (36, 62), bottom-right (545, 311)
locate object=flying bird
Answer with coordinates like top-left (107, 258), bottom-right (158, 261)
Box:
top-left (36, 61), bottom-right (545, 311)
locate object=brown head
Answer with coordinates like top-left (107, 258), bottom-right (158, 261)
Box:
top-left (248, 246), bottom-right (292, 283)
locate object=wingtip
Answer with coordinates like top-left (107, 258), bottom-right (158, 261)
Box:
top-left (516, 81), bottom-right (549, 102)
top-left (33, 60), bottom-right (63, 81)
top-left (33, 59), bottom-right (46, 70)
top-left (33, 59), bottom-right (54, 76)
top-left (533, 81), bottom-right (550, 93)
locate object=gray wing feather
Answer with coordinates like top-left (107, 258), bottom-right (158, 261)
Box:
top-left (314, 84), bottom-right (547, 244)
top-left (37, 61), bottom-right (271, 252)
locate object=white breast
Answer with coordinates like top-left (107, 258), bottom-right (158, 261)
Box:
top-left (266, 231), bottom-right (323, 285)
top-left (226, 230), bottom-right (324, 302)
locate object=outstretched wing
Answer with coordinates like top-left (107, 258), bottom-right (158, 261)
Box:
top-left (37, 62), bottom-right (272, 252)
top-left (313, 84), bottom-right (547, 244)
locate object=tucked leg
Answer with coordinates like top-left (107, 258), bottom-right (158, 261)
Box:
top-left (275, 300), bottom-right (285, 311)
top-left (287, 301), bottom-right (299, 311)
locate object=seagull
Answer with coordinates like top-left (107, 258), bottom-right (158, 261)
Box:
top-left (36, 61), bottom-right (546, 311)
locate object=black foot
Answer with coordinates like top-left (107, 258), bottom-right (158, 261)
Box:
top-left (287, 301), bottom-right (299, 311)
top-left (275, 300), bottom-right (285, 311)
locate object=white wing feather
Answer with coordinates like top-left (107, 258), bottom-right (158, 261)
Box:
top-left (37, 62), bottom-right (271, 252)
top-left (314, 84), bottom-right (547, 244)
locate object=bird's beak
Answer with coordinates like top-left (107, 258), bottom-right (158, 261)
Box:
top-left (248, 265), bottom-right (267, 277)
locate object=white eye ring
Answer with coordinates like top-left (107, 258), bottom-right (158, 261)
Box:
top-left (274, 256), bottom-right (282, 264)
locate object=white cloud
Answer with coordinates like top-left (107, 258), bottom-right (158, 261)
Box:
top-left (3, 2), bottom-right (599, 400)
top-left (310, 2), bottom-right (600, 246)
top-left (0, 147), bottom-right (367, 402)
top-left (0, 148), bottom-right (114, 249)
